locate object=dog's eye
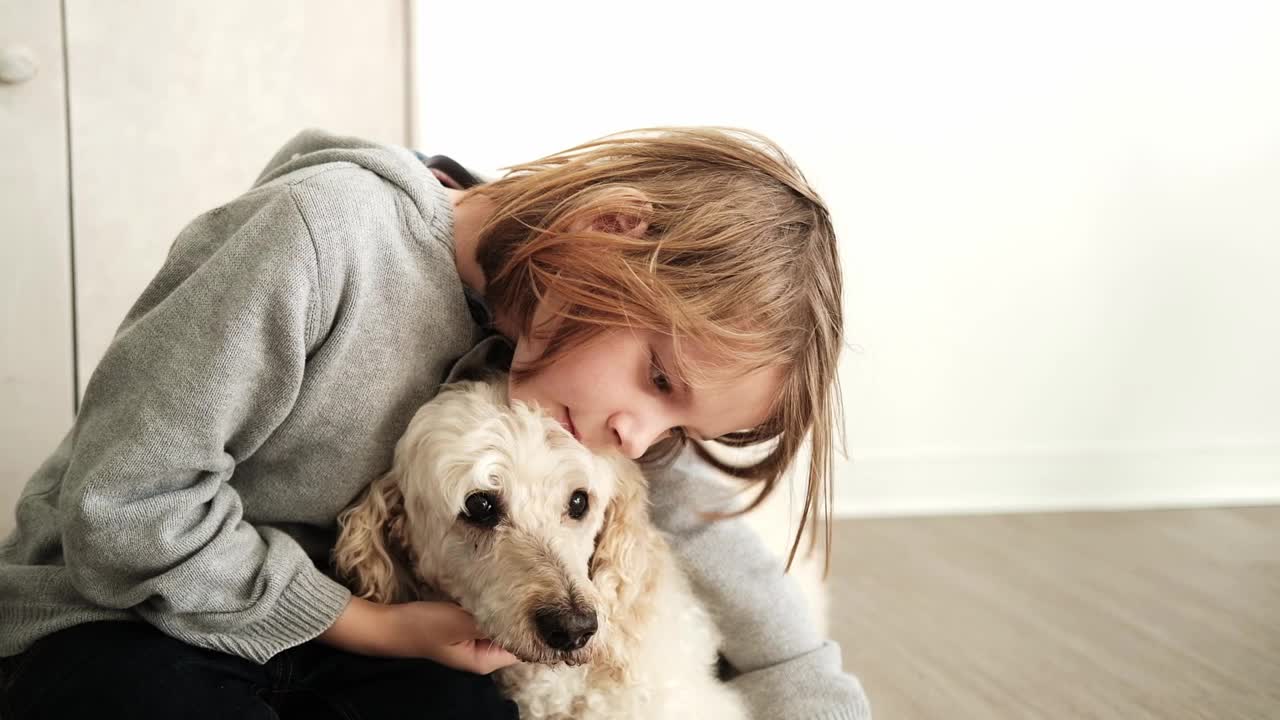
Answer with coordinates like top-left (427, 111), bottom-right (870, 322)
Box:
top-left (567, 490), bottom-right (589, 520)
top-left (462, 491), bottom-right (501, 528)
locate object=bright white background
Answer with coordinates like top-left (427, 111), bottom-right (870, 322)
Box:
top-left (413, 0), bottom-right (1280, 516)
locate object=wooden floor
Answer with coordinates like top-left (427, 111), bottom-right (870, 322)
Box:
top-left (826, 507), bottom-right (1280, 719)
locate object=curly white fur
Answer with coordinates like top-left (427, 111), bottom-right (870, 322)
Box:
top-left (334, 377), bottom-right (747, 720)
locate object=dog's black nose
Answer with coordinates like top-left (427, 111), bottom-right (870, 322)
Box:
top-left (534, 607), bottom-right (598, 651)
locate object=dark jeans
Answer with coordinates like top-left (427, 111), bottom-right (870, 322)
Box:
top-left (0, 621), bottom-right (519, 720)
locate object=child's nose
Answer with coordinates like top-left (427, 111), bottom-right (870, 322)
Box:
top-left (608, 412), bottom-right (669, 460)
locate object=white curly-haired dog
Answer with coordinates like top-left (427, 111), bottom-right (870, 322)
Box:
top-left (333, 376), bottom-right (748, 720)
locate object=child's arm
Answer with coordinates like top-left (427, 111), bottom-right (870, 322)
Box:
top-left (53, 176), bottom-right (497, 671)
top-left (648, 450), bottom-right (873, 720)
top-left (57, 185), bottom-right (349, 663)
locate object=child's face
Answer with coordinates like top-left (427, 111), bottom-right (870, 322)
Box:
top-left (507, 303), bottom-right (782, 460)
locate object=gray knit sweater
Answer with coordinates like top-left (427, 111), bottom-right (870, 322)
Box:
top-left (0, 131), bottom-right (869, 719)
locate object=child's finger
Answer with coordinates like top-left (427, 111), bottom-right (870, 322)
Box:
top-left (472, 639), bottom-right (520, 672)
top-left (444, 638), bottom-right (520, 674)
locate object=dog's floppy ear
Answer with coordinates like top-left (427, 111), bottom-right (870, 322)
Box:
top-left (586, 456), bottom-right (668, 683)
top-left (589, 456), bottom-right (664, 626)
top-left (334, 469), bottom-right (415, 604)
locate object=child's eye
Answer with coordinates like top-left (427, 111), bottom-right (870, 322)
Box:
top-left (649, 351), bottom-right (674, 395)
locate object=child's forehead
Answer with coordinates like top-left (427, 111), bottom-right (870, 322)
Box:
top-left (660, 333), bottom-right (768, 387)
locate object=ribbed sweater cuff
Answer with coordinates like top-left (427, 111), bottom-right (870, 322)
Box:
top-left (173, 563), bottom-right (351, 664)
top-left (729, 641), bottom-right (873, 720)
top-left (808, 708), bottom-right (872, 720)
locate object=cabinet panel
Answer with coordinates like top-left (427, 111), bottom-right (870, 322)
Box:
top-left (66, 1), bottom-right (408, 391)
top-left (0, 1), bottom-right (75, 536)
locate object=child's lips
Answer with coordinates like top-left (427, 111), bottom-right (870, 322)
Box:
top-left (560, 411), bottom-right (579, 441)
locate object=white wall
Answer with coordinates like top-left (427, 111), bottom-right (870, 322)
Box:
top-left (414, 0), bottom-right (1280, 516)
top-left (0, 2), bottom-right (409, 537)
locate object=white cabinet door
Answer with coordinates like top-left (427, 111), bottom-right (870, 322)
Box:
top-left (0, 2), bottom-right (75, 537)
top-left (65, 0), bottom-right (409, 392)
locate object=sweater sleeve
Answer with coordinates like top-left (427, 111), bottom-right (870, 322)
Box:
top-left (58, 184), bottom-right (351, 664)
top-left (647, 450), bottom-right (872, 720)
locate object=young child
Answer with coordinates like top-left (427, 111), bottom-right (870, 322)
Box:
top-left (0, 128), bottom-right (870, 719)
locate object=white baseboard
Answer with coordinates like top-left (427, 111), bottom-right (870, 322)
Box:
top-left (831, 443), bottom-right (1280, 517)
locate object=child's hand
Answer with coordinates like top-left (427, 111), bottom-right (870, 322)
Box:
top-left (391, 600), bottom-right (522, 674)
top-left (319, 596), bottom-right (520, 674)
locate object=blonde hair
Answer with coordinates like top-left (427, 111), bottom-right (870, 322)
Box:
top-left (472, 127), bottom-right (843, 571)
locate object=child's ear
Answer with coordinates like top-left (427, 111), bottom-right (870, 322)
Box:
top-left (571, 187), bottom-right (652, 239)
top-left (591, 210), bottom-right (649, 237)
